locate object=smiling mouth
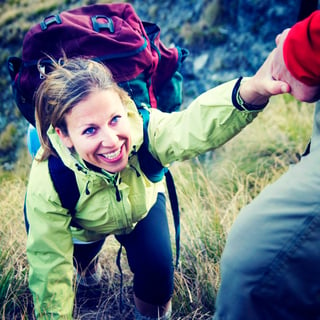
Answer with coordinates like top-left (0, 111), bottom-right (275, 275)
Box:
top-left (98, 144), bottom-right (125, 163)
top-left (102, 148), bottom-right (121, 160)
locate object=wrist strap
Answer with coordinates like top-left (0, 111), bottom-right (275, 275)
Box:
top-left (232, 77), bottom-right (268, 111)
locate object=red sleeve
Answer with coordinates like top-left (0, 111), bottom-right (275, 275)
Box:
top-left (283, 10), bottom-right (320, 86)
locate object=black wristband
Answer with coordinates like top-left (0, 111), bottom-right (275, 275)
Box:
top-left (232, 77), bottom-right (268, 111)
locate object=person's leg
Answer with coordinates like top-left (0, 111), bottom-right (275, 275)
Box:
top-left (116, 193), bottom-right (174, 319)
top-left (214, 147), bottom-right (320, 320)
top-left (73, 238), bottom-right (105, 287)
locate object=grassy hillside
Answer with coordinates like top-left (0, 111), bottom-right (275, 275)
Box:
top-left (0, 94), bottom-right (314, 319)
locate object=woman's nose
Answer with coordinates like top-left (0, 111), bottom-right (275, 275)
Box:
top-left (101, 127), bottom-right (118, 147)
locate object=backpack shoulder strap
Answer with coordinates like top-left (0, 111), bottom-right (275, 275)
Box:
top-left (138, 107), bottom-right (165, 182)
top-left (48, 155), bottom-right (79, 216)
top-left (138, 107), bottom-right (180, 268)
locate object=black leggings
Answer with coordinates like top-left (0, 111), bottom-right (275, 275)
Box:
top-left (74, 193), bottom-right (174, 305)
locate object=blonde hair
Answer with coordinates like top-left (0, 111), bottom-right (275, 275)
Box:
top-left (35, 57), bottom-right (130, 161)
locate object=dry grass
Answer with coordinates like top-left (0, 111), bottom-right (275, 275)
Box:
top-left (0, 96), bottom-right (315, 319)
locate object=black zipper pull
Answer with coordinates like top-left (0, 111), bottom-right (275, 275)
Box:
top-left (130, 164), bottom-right (141, 178)
top-left (113, 180), bottom-right (121, 202)
top-left (85, 181), bottom-right (90, 195)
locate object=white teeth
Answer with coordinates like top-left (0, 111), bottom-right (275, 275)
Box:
top-left (102, 148), bottom-right (121, 160)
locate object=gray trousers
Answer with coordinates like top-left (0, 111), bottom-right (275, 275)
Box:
top-left (214, 102), bottom-right (320, 320)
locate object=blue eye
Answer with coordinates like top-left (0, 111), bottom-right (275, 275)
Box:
top-left (110, 115), bottom-right (121, 125)
top-left (83, 127), bottom-right (96, 135)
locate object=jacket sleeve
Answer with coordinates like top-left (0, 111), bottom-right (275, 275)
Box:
top-left (26, 160), bottom-right (74, 319)
top-left (148, 78), bottom-right (262, 164)
top-left (283, 10), bottom-right (320, 86)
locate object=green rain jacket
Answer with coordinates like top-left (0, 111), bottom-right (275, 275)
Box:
top-left (26, 79), bottom-right (264, 319)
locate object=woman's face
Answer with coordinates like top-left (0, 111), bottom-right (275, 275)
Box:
top-left (56, 89), bottom-right (131, 173)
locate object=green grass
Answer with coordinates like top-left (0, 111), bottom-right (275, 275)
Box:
top-left (0, 95), bottom-right (314, 319)
top-left (0, 149), bottom-right (31, 318)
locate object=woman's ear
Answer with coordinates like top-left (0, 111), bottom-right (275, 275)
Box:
top-left (55, 127), bottom-right (73, 148)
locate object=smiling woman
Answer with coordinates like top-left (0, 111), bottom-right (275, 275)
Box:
top-left (55, 89), bottom-right (131, 173)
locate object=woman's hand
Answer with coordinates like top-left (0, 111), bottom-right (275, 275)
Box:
top-left (239, 49), bottom-right (290, 106)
